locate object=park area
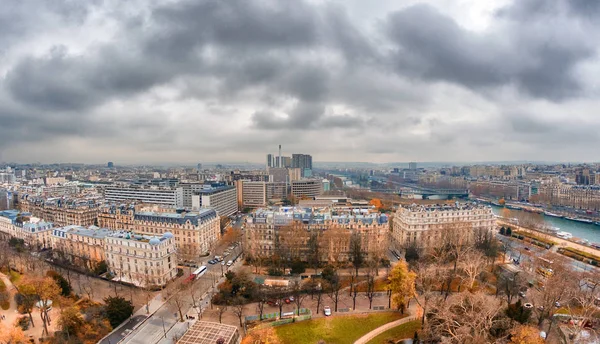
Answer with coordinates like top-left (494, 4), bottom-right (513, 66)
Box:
top-left (365, 320), bottom-right (421, 344)
top-left (242, 312), bottom-right (406, 344)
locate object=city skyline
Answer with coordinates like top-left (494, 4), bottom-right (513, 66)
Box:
top-left (2, 0), bottom-right (600, 163)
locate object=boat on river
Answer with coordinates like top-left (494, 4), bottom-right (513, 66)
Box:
top-left (565, 217), bottom-right (594, 224)
top-left (506, 205), bottom-right (523, 210)
top-left (556, 231), bottom-right (573, 239)
top-left (544, 211), bottom-right (563, 218)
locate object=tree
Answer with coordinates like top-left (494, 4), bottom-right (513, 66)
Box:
top-left (164, 284), bottom-right (186, 322)
top-left (349, 232), bottom-right (364, 277)
top-left (292, 281), bottom-right (307, 316)
top-left (497, 270), bottom-right (525, 304)
top-left (217, 305), bottom-right (228, 323)
top-left (93, 260), bottom-right (108, 275)
top-left (365, 263), bottom-right (377, 309)
top-left (307, 232), bottom-right (321, 274)
top-left (509, 325), bottom-right (544, 344)
top-left (424, 292), bottom-right (509, 343)
top-left (0, 323), bottom-right (26, 344)
top-left (321, 265), bottom-right (335, 283)
top-left (327, 270), bottom-right (342, 312)
top-left (506, 300), bottom-right (532, 324)
top-left (413, 262), bottom-right (438, 325)
top-left (15, 282), bottom-right (37, 328)
top-left (31, 277), bottom-right (61, 336)
top-left (461, 251), bottom-right (486, 291)
top-left (388, 260), bottom-right (416, 313)
top-left (58, 306), bottom-right (85, 339)
top-left (104, 296), bottom-right (134, 328)
top-left (46, 270), bottom-right (72, 297)
top-left (231, 297), bottom-right (246, 328)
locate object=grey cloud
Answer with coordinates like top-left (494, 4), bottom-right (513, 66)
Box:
top-left (386, 3), bottom-right (594, 101)
top-left (2, 0), bottom-right (600, 163)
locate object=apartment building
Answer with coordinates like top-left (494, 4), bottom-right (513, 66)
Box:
top-left (51, 226), bottom-right (111, 270)
top-left (191, 185), bottom-right (238, 216)
top-left (104, 185), bottom-right (184, 208)
top-left (98, 205), bottom-right (220, 261)
top-left (534, 183), bottom-right (600, 211)
top-left (236, 180), bottom-right (267, 208)
top-left (244, 207), bottom-right (389, 263)
top-left (0, 210), bottom-right (53, 249)
top-left (19, 196), bottom-right (100, 227)
top-left (105, 231), bottom-right (177, 288)
top-left (132, 208), bottom-right (219, 261)
top-left (391, 203), bottom-right (495, 250)
top-left (291, 179), bottom-right (323, 198)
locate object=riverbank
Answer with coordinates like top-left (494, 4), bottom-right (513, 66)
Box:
top-left (497, 220), bottom-right (600, 257)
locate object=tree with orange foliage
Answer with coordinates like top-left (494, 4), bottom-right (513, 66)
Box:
top-left (510, 325), bottom-right (544, 344)
top-left (369, 198), bottom-right (383, 209)
top-left (499, 198), bottom-right (506, 205)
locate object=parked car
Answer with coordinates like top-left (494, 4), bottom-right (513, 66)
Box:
top-left (284, 298), bottom-right (291, 304)
top-left (324, 306), bottom-right (331, 316)
top-left (227, 260), bottom-right (233, 266)
top-left (524, 247), bottom-right (530, 251)
top-left (267, 300), bottom-right (279, 306)
top-left (289, 296), bottom-right (295, 302)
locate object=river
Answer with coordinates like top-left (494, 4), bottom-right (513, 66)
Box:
top-left (489, 205), bottom-right (600, 244)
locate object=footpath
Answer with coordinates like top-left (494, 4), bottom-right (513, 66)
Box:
top-left (353, 303), bottom-right (420, 344)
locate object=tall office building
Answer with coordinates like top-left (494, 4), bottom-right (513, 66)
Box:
top-left (107, 162), bottom-right (114, 168)
top-left (267, 154), bottom-right (273, 168)
top-left (409, 162), bottom-right (417, 170)
top-left (292, 154), bottom-right (313, 176)
top-left (197, 163), bottom-right (203, 171)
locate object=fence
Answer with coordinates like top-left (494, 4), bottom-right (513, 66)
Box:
top-left (245, 308), bottom-right (312, 329)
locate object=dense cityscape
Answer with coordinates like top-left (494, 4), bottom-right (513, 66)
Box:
top-left (0, 154), bottom-right (598, 344)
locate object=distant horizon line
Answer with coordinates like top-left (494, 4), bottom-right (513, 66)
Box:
top-left (2, 160), bottom-right (599, 167)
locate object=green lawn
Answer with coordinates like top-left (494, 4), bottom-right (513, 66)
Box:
top-left (275, 313), bottom-right (405, 344)
top-left (365, 320), bottom-right (421, 344)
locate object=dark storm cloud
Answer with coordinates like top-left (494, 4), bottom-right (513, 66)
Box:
top-left (386, 3), bottom-right (594, 101)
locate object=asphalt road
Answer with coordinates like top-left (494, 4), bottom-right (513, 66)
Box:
top-left (100, 315), bottom-right (147, 344)
top-left (119, 226), bottom-right (244, 344)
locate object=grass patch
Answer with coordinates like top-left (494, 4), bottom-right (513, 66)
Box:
top-left (9, 271), bottom-right (21, 284)
top-left (275, 312), bottom-right (405, 344)
top-left (365, 320), bottom-right (421, 344)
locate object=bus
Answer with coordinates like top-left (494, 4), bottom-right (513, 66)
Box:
top-left (192, 266), bottom-right (208, 280)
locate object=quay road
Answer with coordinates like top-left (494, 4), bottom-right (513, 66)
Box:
top-left (495, 234), bottom-right (598, 274)
top-left (102, 215), bottom-right (245, 344)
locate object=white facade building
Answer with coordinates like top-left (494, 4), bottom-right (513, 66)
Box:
top-left (104, 186), bottom-right (184, 208)
top-left (391, 203), bottom-right (496, 249)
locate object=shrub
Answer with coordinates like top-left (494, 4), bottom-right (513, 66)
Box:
top-left (17, 316), bottom-right (30, 330)
top-left (268, 267), bottom-right (283, 276)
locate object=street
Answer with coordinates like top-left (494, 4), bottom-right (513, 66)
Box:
top-left (110, 217), bottom-right (245, 344)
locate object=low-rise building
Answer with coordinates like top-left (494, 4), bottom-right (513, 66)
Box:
top-left (391, 203), bottom-right (495, 250)
top-left (18, 196), bottom-right (100, 227)
top-left (178, 321), bottom-right (241, 344)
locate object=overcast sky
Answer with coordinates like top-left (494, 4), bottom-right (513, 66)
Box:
top-left (1, 0), bottom-right (599, 164)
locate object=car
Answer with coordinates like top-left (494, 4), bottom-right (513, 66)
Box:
top-left (208, 259), bottom-right (216, 264)
top-left (284, 298), bottom-right (291, 304)
top-left (555, 301), bottom-right (561, 307)
top-left (221, 261), bottom-right (226, 266)
top-left (324, 306), bottom-right (331, 316)
top-left (524, 247), bottom-right (530, 251)
top-left (267, 300), bottom-right (279, 306)
top-left (289, 296), bottom-right (294, 302)
top-left (226, 260), bottom-right (233, 266)
top-left (518, 291), bottom-right (526, 298)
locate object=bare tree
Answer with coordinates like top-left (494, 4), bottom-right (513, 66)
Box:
top-left (461, 250), bottom-right (486, 291)
top-left (164, 284), bottom-right (187, 322)
top-left (424, 292), bottom-right (508, 344)
top-left (413, 262), bottom-right (439, 325)
top-left (365, 261), bottom-right (377, 309)
top-left (231, 297), bottom-right (246, 327)
top-left (217, 305), bottom-right (228, 324)
top-left (292, 281), bottom-right (307, 316)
